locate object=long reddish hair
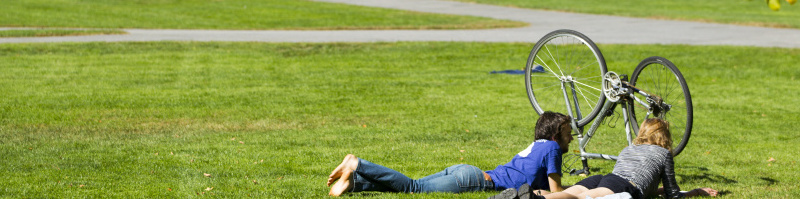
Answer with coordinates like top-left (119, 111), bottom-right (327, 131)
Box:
top-left (633, 118), bottom-right (673, 152)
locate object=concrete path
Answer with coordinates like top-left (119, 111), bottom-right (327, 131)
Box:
top-left (2, 0), bottom-right (800, 48)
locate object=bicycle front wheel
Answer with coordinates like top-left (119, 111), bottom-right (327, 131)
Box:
top-left (526, 29), bottom-right (607, 127)
top-left (627, 56), bottom-right (692, 156)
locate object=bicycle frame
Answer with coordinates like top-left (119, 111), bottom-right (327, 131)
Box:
top-left (559, 72), bottom-right (652, 175)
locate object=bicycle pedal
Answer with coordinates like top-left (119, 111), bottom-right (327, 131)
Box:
top-left (569, 168), bottom-right (591, 176)
top-left (604, 103), bottom-right (618, 116)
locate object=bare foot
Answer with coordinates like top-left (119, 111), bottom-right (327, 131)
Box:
top-left (327, 154), bottom-right (359, 186)
top-left (329, 169), bottom-right (354, 196)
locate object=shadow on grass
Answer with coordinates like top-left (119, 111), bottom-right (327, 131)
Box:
top-left (346, 192), bottom-right (391, 197)
top-left (717, 190), bottom-right (733, 196)
top-left (759, 177), bottom-right (778, 186)
top-left (676, 166), bottom-right (738, 184)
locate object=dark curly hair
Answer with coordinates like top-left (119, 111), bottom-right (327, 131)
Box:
top-left (535, 111), bottom-right (571, 140)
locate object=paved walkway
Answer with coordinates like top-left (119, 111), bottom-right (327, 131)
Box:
top-left (2, 0), bottom-right (800, 48)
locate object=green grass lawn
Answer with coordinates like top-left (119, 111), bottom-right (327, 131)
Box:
top-left (0, 0), bottom-right (524, 30)
top-left (1, 42), bottom-right (798, 198)
top-left (452, 0), bottom-right (800, 29)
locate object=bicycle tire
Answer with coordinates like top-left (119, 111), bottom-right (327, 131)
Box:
top-left (526, 29), bottom-right (607, 127)
top-left (626, 56), bottom-right (693, 156)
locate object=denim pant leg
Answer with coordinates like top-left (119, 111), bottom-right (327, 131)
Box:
top-left (351, 159), bottom-right (493, 193)
top-left (351, 173), bottom-right (394, 192)
top-left (415, 164), bottom-right (494, 193)
top-left (351, 158), bottom-right (414, 193)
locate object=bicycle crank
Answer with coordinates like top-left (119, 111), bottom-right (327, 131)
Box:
top-left (602, 71), bottom-right (630, 103)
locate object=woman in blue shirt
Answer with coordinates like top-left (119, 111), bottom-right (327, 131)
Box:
top-left (327, 111), bottom-right (573, 196)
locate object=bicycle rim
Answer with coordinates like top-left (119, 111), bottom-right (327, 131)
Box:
top-left (627, 56), bottom-right (692, 156)
top-left (526, 29), bottom-right (607, 127)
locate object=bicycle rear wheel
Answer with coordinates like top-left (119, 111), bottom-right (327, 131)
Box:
top-left (526, 29), bottom-right (607, 127)
top-left (626, 56), bottom-right (692, 156)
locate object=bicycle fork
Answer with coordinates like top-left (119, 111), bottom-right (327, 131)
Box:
top-left (560, 79), bottom-right (593, 176)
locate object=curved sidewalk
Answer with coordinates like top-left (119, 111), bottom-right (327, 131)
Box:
top-left (2, 0), bottom-right (800, 48)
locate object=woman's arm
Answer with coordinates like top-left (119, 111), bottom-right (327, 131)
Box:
top-left (659, 187), bottom-right (719, 197)
top-left (661, 152), bottom-right (684, 198)
top-left (659, 152), bottom-right (719, 197)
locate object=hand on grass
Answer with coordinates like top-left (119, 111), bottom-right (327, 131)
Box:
top-left (688, 188), bottom-right (718, 197)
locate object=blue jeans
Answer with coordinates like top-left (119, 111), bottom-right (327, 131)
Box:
top-left (351, 158), bottom-right (494, 193)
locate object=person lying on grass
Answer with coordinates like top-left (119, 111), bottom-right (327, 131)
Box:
top-left (491, 118), bottom-right (718, 199)
top-left (326, 111), bottom-right (573, 196)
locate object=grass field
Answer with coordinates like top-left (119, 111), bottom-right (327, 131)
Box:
top-left (1, 42), bottom-right (798, 198)
top-left (0, 0), bottom-right (524, 30)
top-left (452, 0), bottom-right (800, 29)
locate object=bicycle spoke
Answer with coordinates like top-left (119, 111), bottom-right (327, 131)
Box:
top-left (648, 66), bottom-right (659, 94)
top-left (530, 74), bottom-right (560, 78)
top-left (658, 66), bottom-right (666, 95)
top-left (667, 115), bottom-right (686, 126)
top-left (669, 105), bottom-right (686, 111)
top-left (577, 76), bottom-right (603, 85)
top-left (578, 75), bottom-right (603, 80)
top-left (572, 80), bottom-right (602, 92)
top-left (531, 82), bottom-right (561, 86)
top-left (567, 39), bottom-right (581, 77)
top-left (529, 76), bottom-right (559, 79)
top-left (574, 85), bottom-right (599, 112)
top-left (543, 43), bottom-right (567, 78)
top-left (666, 76), bottom-right (681, 101)
top-left (576, 86), bottom-right (602, 99)
top-left (658, 65), bottom-right (664, 94)
top-left (535, 55), bottom-right (564, 79)
top-left (570, 60), bottom-right (599, 76)
top-left (531, 83), bottom-right (561, 91)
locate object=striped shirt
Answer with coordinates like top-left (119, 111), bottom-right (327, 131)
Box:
top-left (612, 144), bottom-right (685, 199)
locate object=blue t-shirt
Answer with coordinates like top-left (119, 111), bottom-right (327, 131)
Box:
top-left (485, 139), bottom-right (562, 191)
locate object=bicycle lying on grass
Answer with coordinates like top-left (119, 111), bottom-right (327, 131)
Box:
top-left (525, 29), bottom-right (693, 175)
